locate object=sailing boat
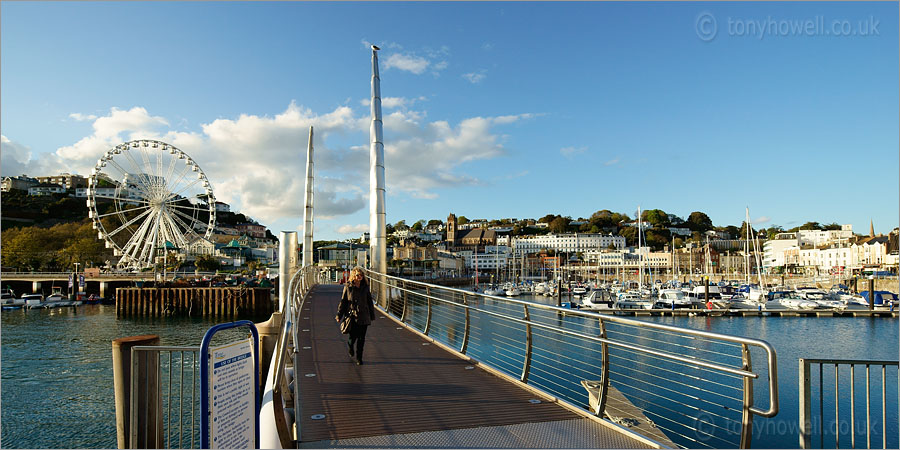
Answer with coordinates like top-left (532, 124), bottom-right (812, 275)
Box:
top-left (746, 207), bottom-right (769, 304)
top-left (615, 206), bottom-right (653, 310)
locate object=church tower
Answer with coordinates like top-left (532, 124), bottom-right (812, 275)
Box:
top-left (447, 213), bottom-right (457, 246)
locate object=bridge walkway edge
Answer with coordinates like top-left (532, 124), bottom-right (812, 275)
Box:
top-left (293, 284), bottom-right (662, 449)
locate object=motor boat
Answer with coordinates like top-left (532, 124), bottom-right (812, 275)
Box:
top-left (23, 294), bottom-right (46, 309)
top-left (614, 291), bottom-right (653, 310)
top-left (655, 289), bottom-right (692, 309)
top-left (777, 294), bottom-right (818, 310)
top-left (580, 290), bottom-right (613, 310)
top-left (1, 289), bottom-right (24, 307)
top-left (571, 284), bottom-right (588, 299)
top-left (504, 285), bottom-right (521, 297)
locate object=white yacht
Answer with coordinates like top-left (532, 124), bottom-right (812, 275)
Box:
top-left (1, 289), bottom-right (24, 307)
top-left (614, 291), bottom-right (654, 310)
top-left (777, 294), bottom-right (818, 310)
top-left (504, 286), bottom-right (521, 297)
top-left (23, 294), bottom-right (45, 309)
top-left (655, 289), bottom-right (691, 309)
top-left (581, 290), bottom-right (612, 310)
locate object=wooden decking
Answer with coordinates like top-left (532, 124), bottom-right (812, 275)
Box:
top-left (293, 285), bottom-right (655, 448)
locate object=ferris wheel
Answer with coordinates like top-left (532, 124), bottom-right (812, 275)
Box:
top-left (86, 139), bottom-right (216, 271)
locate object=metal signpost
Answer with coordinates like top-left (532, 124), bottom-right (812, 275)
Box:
top-left (200, 321), bottom-right (260, 449)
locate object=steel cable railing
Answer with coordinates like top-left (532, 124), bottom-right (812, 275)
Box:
top-left (366, 269), bottom-right (778, 449)
top-left (799, 359), bottom-right (899, 449)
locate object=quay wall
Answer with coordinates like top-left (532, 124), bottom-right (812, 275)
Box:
top-left (116, 287), bottom-right (273, 319)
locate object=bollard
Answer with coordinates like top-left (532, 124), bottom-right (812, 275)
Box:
top-left (868, 278), bottom-right (875, 310)
top-left (112, 334), bottom-right (162, 449)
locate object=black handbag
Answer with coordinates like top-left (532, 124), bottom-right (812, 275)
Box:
top-left (339, 314), bottom-right (353, 334)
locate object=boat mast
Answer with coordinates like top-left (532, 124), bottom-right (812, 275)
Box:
top-left (638, 206), bottom-right (643, 289)
top-left (745, 207), bottom-right (751, 286)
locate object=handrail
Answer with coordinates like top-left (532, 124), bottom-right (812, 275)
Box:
top-left (367, 269), bottom-right (779, 449)
top-left (372, 270), bottom-right (778, 416)
top-left (799, 358), bottom-right (898, 449)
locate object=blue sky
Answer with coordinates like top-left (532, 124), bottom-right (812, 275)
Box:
top-left (2, 1), bottom-right (897, 240)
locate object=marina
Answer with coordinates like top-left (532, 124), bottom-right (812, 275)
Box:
top-left (2, 2), bottom-right (898, 449)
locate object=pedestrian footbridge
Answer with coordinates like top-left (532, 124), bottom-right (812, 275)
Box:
top-left (260, 268), bottom-right (779, 449)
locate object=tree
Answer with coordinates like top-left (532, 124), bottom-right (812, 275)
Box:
top-left (549, 216), bottom-right (570, 233)
top-left (427, 219), bottom-right (443, 227)
top-left (686, 211), bottom-right (713, 232)
top-left (457, 216), bottom-right (469, 225)
top-left (823, 223), bottom-right (842, 231)
top-left (195, 254), bottom-right (220, 272)
top-left (642, 209), bottom-right (670, 227)
top-left (411, 220), bottom-right (424, 231)
top-left (539, 214), bottom-right (558, 224)
top-left (393, 220), bottom-right (407, 230)
top-left (723, 225), bottom-right (741, 240)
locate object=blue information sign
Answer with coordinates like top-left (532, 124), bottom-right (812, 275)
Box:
top-left (200, 321), bottom-right (260, 449)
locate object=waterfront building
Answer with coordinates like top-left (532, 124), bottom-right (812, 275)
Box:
top-left (1, 175), bottom-right (39, 192)
top-left (214, 201), bottom-right (231, 212)
top-left (510, 233), bottom-right (625, 257)
top-left (317, 242), bottom-right (368, 268)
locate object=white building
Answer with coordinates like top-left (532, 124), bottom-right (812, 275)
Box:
top-left (214, 202), bottom-right (231, 213)
top-left (584, 248), bottom-right (672, 270)
top-left (511, 233), bottom-right (625, 256)
top-left (28, 183), bottom-right (66, 196)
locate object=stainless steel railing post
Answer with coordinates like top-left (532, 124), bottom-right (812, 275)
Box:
top-left (593, 317), bottom-right (610, 417)
top-left (424, 286), bottom-right (432, 336)
top-left (799, 358), bottom-right (812, 449)
top-left (739, 343), bottom-right (754, 448)
top-left (520, 304), bottom-right (532, 383)
top-left (460, 294), bottom-right (470, 354)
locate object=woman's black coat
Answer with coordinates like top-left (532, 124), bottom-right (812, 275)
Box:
top-left (337, 280), bottom-right (376, 326)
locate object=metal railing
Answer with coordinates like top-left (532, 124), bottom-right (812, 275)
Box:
top-left (367, 269), bottom-right (779, 449)
top-left (130, 346), bottom-right (201, 449)
top-left (799, 359), bottom-right (899, 449)
top-left (263, 265), bottom-right (322, 448)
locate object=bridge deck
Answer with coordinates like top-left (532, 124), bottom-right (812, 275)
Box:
top-left (294, 285), bottom-right (653, 448)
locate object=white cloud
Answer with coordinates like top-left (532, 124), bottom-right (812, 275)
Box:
top-left (383, 53), bottom-right (430, 74)
top-left (462, 70), bottom-right (487, 84)
top-left (337, 224), bottom-right (369, 234)
top-left (603, 157), bottom-right (621, 166)
top-left (0, 135), bottom-right (57, 176)
top-left (482, 43), bottom-right (494, 51)
top-left (11, 102), bottom-right (537, 230)
top-left (560, 146), bottom-right (587, 158)
top-left (69, 113), bottom-right (98, 121)
top-left (752, 216), bottom-right (771, 225)
top-left (360, 96), bottom-right (427, 110)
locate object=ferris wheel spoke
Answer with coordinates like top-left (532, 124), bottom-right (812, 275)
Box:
top-left (166, 163), bottom-right (194, 199)
top-left (121, 210), bottom-right (158, 262)
top-left (171, 208), bottom-right (203, 234)
top-left (104, 158), bottom-right (150, 196)
top-left (106, 207), bottom-right (155, 238)
top-left (96, 204), bottom-right (152, 221)
top-left (161, 211), bottom-right (191, 249)
top-left (137, 213), bottom-right (163, 265)
top-left (164, 178), bottom-right (203, 203)
top-left (164, 150), bottom-right (180, 192)
top-left (92, 194), bottom-right (151, 205)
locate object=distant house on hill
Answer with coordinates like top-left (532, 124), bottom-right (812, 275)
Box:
top-left (1, 175), bottom-right (39, 192)
top-left (28, 183), bottom-right (66, 196)
top-left (36, 173), bottom-right (86, 189)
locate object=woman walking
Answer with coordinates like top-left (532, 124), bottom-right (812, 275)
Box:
top-left (336, 267), bottom-right (376, 365)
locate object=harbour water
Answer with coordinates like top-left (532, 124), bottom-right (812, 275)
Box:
top-left (0, 305), bottom-right (219, 449)
top-left (1, 295), bottom-right (897, 449)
